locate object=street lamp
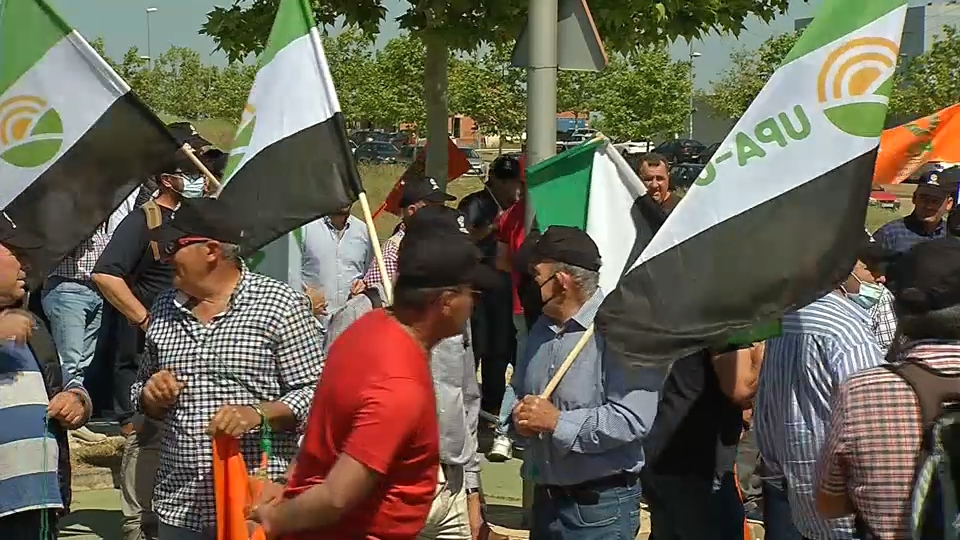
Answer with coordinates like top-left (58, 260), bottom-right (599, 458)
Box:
top-left (146, 7), bottom-right (158, 69)
top-left (688, 43), bottom-right (702, 140)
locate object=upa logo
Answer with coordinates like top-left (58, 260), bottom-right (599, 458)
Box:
top-left (0, 95), bottom-right (64, 168)
top-left (817, 37), bottom-right (899, 137)
top-left (223, 103), bottom-right (256, 182)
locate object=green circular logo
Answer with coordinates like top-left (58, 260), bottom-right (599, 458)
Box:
top-left (0, 96), bottom-right (63, 168)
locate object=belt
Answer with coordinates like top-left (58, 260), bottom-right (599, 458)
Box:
top-left (537, 472), bottom-right (639, 502)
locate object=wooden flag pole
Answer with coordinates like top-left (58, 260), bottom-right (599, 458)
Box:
top-left (357, 191), bottom-right (393, 305)
top-left (179, 143), bottom-right (222, 193)
top-left (539, 324), bottom-right (595, 399)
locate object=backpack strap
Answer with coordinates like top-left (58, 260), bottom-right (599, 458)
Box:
top-left (363, 288), bottom-right (383, 309)
top-left (884, 361), bottom-right (960, 438)
top-left (141, 199), bottom-right (163, 262)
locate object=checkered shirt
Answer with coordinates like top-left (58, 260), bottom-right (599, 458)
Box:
top-left (817, 341), bottom-right (960, 540)
top-left (869, 286), bottom-right (898, 352)
top-left (362, 226), bottom-right (404, 288)
top-left (50, 227), bottom-right (108, 280)
top-left (872, 215), bottom-right (945, 255)
top-left (130, 266), bottom-right (324, 533)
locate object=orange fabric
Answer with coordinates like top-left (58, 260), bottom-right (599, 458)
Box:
top-left (874, 103), bottom-right (960, 184)
top-left (373, 137), bottom-right (471, 218)
top-left (213, 435), bottom-right (267, 540)
top-left (733, 464), bottom-right (752, 540)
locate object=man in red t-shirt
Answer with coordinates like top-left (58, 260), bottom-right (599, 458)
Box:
top-left (252, 226), bottom-right (497, 540)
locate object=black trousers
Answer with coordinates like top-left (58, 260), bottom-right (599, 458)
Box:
top-left (470, 271), bottom-right (516, 414)
top-left (0, 509), bottom-right (59, 540)
top-left (96, 302), bottom-right (145, 426)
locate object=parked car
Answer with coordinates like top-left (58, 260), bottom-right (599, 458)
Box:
top-left (558, 129), bottom-right (598, 152)
top-left (869, 185), bottom-right (901, 210)
top-left (654, 139), bottom-right (707, 164)
top-left (349, 130), bottom-right (377, 145)
top-left (699, 142), bottom-right (720, 164)
top-left (614, 141), bottom-right (653, 155)
top-left (349, 140), bottom-right (358, 154)
top-left (355, 141), bottom-right (400, 164)
top-left (669, 163), bottom-right (705, 190)
top-left (460, 147), bottom-right (485, 176)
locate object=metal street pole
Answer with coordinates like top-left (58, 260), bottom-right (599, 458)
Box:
top-left (524, 0), bottom-right (558, 232)
top-left (688, 42), bottom-right (701, 140)
top-left (146, 7), bottom-right (158, 69)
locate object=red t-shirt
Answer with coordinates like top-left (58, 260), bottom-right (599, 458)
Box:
top-left (496, 199), bottom-right (526, 315)
top-left (283, 309), bottom-right (439, 540)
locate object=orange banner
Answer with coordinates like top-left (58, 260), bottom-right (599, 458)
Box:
top-left (874, 103), bottom-right (960, 184)
top-left (213, 436), bottom-right (267, 540)
top-left (373, 137), bottom-right (471, 218)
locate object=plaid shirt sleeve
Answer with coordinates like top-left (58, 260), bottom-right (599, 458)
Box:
top-left (363, 235), bottom-right (400, 288)
top-left (130, 326), bottom-right (161, 412)
top-left (817, 382), bottom-right (853, 496)
top-left (870, 289), bottom-right (897, 351)
top-left (273, 298), bottom-right (325, 427)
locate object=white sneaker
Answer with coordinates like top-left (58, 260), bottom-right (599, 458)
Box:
top-left (486, 434), bottom-right (513, 462)
top-left (70, 426), bottom-right (107, 444)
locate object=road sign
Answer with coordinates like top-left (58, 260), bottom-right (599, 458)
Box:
top-left (511, 0), bottom-right (607, 72)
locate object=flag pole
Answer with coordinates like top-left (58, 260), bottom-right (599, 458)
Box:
top-left (539, 324), bottom-right (594, 399)
top-left (357, 192), bottom-right (393, 304)
top-left (179, 143), bottom-right (221, 193)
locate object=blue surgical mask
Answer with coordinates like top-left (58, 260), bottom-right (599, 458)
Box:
top-left (846, 274), bottom-right (884, 310)
top-left (179, 175), bottom-right (205, 199)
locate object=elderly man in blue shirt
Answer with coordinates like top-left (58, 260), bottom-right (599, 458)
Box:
top-left (509, 225), bottom-right (662, 539)
top-left (873, 169), bottom-right (957, 254)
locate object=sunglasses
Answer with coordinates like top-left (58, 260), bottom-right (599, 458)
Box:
top-left (161, 236), bottom-right (211, 260)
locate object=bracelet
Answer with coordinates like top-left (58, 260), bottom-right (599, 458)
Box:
top-left (250, 404), bottom-right (266, 429)
top-left (134, 314), bottom-right (149, 327)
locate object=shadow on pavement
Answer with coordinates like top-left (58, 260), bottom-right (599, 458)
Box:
top-left (59, 509), bottom-right (122, 540)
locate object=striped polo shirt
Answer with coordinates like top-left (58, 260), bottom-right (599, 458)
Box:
top-left (0, 343), bottom-right (61, 518)
top-left (756, 292), bottom-right (884, 540)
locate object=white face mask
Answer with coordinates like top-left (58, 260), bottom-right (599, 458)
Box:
top-left (177, 174), bottom-right (206, 199)
top-left (846, 273), bottom-right (884, 310)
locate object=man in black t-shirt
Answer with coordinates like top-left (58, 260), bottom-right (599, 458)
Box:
top-left (92, 151), bottom-right (204, 540)
top-left (641, 343), bottom-right (763, 540)
top-left (457, 155), bottom-right (524, 415)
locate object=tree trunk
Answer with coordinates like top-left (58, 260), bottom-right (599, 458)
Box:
top-left (424, 36), bottom-right (449, 188)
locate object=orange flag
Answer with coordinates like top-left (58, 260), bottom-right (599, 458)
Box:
top-left (372, 137), bottom-right (472, 218)
top-left (213, 435), bottom-right (267, 540)
top-left (874, 103), bottom-right (960, 184)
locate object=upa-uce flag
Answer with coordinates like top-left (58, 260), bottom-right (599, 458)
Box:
top-left (596, 0), bottom-right (908, 367)
top-left (0, 0), bottom-right (175, 286)
top-left (216, 0), bottom-right (363, 254)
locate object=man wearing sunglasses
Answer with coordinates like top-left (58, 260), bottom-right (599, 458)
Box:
top-left (92, 152), bottom-right (207, 540)
top-left (131, 197), bottom-right (323, 540)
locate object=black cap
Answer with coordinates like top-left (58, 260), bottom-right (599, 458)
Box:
top-left (887, 237), bottom-right (960, 314)
top-left (531, 225), bottom-right (601, 271)
top-left (158, 198), bottom-right (247, 256)
top-left (396, 230), bottom-right (499, 290)
top-left (158, 152), bottom-right (201, 177)
top-left (167, 122), bottom-right (212, 150)
top-left (489, 155), bottom-right (523, 182)
top-left (857, 230), bottom-right (896, 274)
top-left (405, 205), bottom-right (469, 237)
top-left (915, 167), bottom-right (960, 200)
top-left (399, 177), bottom-right (456, 207)
top-left (0, 215), bottom-right (42, 251)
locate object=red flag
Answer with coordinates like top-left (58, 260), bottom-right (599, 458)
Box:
top-left (373, 138), bottom-right (472, 218)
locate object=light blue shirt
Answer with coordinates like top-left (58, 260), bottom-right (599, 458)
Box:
top-left (755, 292), bottom-right (884, 540)
top-left (510, 290), bottom-right (663, 486)
top-left (299, 215), bottom-right (372, 325)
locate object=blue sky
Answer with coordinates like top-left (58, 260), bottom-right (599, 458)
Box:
top-left (47, 0), bottom-right (847, 91)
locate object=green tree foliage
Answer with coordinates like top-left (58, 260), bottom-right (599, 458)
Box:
top-left (704, 31), bottom-right (800, 119)
top-left (889, 26), bottom-right (960, 120)
top-left (201, 0), bottom-right (793, 60)
top-left (557, 71), bottom-right (599, 121)
top-left (591, 47), bottom-right (691, 141)
top-left (448, 42), bottom-right (525, 143)
top-left (368, 33), bottom-right (426, 129)
top-left (321, 28), bottom-right (377, 124)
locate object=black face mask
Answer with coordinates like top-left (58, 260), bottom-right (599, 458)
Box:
top-left (538, 273), bottom-right (560, 309)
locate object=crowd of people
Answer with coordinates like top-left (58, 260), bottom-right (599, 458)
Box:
top-left (2, 125), bottom-right (960, 540)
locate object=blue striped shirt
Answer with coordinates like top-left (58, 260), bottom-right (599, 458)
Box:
top-left (0, 344), bottom-right (61, 518)
top-left (510, 290), bottom-right (664, 486)
top-left (756, 292), bottom-right (883, 540)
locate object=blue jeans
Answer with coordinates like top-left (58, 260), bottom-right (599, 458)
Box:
top-left (41, 277), bottom-right (102, 387)
top-left (157, 523), bottom-right (214, 540)
top-left (763, 480), bottom-right (803, 540)
top-left (496, 314), bottom-right (528, 435)
top-left (531, 481), bottom-right (641, 539)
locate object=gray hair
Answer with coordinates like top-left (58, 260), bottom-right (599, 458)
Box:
top-left (554, 262), bottom-right (600, 297)
top-left (220, 243), bottom-right (243, 265)
top-left (897, 304), bottom-right (960, 342)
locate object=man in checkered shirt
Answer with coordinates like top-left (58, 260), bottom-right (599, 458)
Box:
top-left (131, 198), bottom-right (324, 540)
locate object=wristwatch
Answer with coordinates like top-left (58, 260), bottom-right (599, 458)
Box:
top-left (466, 488), bottom-right (481, 495)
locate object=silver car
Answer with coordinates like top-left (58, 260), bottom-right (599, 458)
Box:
top-left (460, 147), bottom-right (485, 176)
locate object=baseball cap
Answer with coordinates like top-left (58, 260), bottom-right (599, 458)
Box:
top-left (530, 225), bottom-right (602, 271)
top-left (167, 122), bottom-right (212, 150)
top-left (404, 205), bottom-right (469, 237)
top-left (396, 229), bottom-right (499, 291)
top-left (0, 215), bottom-right (42, 251)
top-left (158, 152), bottom-right (201, 177)
top-left (886, 237), bottom-right (960, 314)
top-left (857, 230), bottom-right (896, 274)
top-left (157, 198), bottom-right (247, 256)
top-left (399, 177), bottom-right (457, 207)
top-left (489, 155), bottom-right (523, 182)
top-left (915, 167), bottom-right (960, 200)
